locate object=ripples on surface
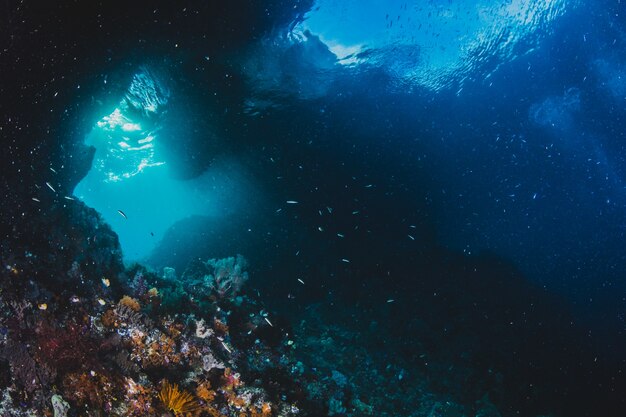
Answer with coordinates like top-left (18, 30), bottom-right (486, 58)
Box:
top-left (245, 0), bottom-right (574, 100)
top-left (92, 69), bottom-right (169, 182)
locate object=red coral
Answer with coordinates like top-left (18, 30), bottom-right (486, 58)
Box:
top-left (35, 319), bottom-right (97, 370)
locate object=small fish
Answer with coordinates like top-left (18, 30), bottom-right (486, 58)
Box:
top-left (297, 278), bottom-right (305, 285)
top-left (286, 200), bottom-right (299, 204)
top-left (49, 167), bottom-right (57, 173)
top-left (337, 233), bottom-right (345, 238)
top-left (45, 182), bottom-right (56, 193)
top-left (97, 298), bottom-right (106, 306)
top-left (387, 299), bottom-right (395, 303)
top-left (101, 278), bottom-right (110, 287)
top-left (38, 303), bottom-right (48, 310)
top-left (221, 341), bottom-right (232, 353)
top-left (117, 210), bottom-right (128, 219)
top-left (408, 234), bottom-right (415, 240)
top-left (70, 296), bottom-right (80, 303)
top-left (150, 232), bottom-right (154, 236)
top-left (64, 196), bottom-right (75, 201)
top-left (341, 258), bottom-right (350, 263)
top-left (32, 197), bottom-right (40, 202)
top-left (264, 317), bottom-right (274, 327)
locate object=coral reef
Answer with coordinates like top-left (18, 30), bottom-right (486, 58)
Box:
top-left (0, 250), bottom-right (319, 417)
top-left (0, 207), bottom-right (594, 417)
top-left (159, 380), bottom-right (201, 416)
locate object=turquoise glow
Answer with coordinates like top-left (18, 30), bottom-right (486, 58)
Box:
top-left (74, 69), bottom-right (251, 261)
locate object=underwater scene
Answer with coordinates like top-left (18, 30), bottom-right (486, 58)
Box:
top-left (1, 0), bottom-right (625, 416)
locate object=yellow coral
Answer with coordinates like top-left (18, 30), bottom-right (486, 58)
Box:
top-left (159, 380), bottom-right (201, 416)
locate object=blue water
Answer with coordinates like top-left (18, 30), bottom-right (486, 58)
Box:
top-left (2, 0), bottom-right (625, 415)
top-left (72, 0), bottom-right (626, 314)
top-left (74, 70), bottom-right (261, 260)
top-left (64, 1), bottom-right (626, 413)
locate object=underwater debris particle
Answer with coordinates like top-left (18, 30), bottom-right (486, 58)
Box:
top-left (221, 341), bottom-right (232, 353)
top-left (45, 182), bottom-right (57, 193)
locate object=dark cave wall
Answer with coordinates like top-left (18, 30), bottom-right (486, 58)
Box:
top-left (0, 0), bottom-right (312, 261)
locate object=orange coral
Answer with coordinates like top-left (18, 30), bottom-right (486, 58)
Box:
top-left (159, 380), bottom-right (201, 416)
top-left (242, 403), bottom-right (273, 417)
top-left (166, 322), bottom-right (184, 339)
top-left (125, 378), bottom-right (157, 416)
top-left (226, 393), bottom-right (247, 408)
top-left (138, 333), bottom-right (181, 368)
top-left (101, 309), bottom-right (117, 328)
top-left (214, 318), bottom-right (229, 335)
top-left (119, 295), bottom-right (141, 312)
top-left (62, 371), bottom-right (116, 409)
top-left (196, 381), bottom-right (216, 402)
top-left (222, 367), bottom-right (241, 391)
